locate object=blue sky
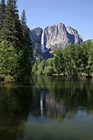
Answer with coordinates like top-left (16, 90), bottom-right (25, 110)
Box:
top-left (17, 0), bottom-right (93, 41)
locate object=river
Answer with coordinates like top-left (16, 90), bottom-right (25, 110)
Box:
top-left (0, 76), bottom-right (93, 140)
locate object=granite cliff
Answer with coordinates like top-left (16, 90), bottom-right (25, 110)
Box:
top-left (30, 23), bottom-right (83, 50)
top-left (30, 27), bottom-right (43, 44)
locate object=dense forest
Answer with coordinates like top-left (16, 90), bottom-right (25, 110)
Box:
top-left (0, 0), bottom-right (33, 82)
top-left (32, 42), bottom-right (93, 78)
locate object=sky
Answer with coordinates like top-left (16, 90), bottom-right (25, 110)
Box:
top-left (17, 0), bottom-right (93, 41)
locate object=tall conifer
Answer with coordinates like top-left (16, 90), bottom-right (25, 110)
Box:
top-left (0, 0), bottom-right (6, 42)
top-left (21, 9), bottom-right (31, 46)
top-left (21, 9), bottom-right (33, 65)
top-left (1, 0), bottom-right (18, 46)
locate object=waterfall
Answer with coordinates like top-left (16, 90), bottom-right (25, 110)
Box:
top-left (40, 93), bottom-right (44, 116)
top-left (41, 30), bottom-right (45, 52)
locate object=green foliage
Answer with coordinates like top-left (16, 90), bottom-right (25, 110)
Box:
top-left (32, 58), bottom-right (54, 75)
top-left (15, 46), bottom-right (32, 81)
top-left (21, 9), bottom-right (32, 47)
top-left (5, 74), bottom-right (14, 81)
top-left (87, 43), bottom-right (93, 75)
top-left (0, 0), bottom-right (6, 31)
top-left (37, 55), bottom-right (43, 65)
top-left (46, 58), bottom-right (54, 67)
top-left (54, 49), bottom-right (65, 74)
top-left (32, 62), bottom-right (38, 74)
top-left (0, 0), bottom-right (18, 44)
top-left (0, 41), bottom-right (18, 75)
top-left (63, 43), bottom-right (76, 75)
top-left (80, 41), bottom-right (92, 76)
top-left (37, 60), bottom-right (45, 75)
top-left (44, 66), bottom-right (54, 75)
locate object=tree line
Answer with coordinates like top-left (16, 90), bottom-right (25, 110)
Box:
top-left (0, 0), bottom-right (33, 82)
top-left (32, 41), bottom-right (93, 78)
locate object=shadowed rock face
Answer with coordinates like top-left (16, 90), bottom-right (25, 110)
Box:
top-left (66, 26), bottom-right (83, 45)
top-left (30, 27), bottom-right (43, 44)
top-left (30, 23), bottom-right (83, 50)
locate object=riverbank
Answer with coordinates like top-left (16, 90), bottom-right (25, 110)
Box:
top-left (33, 73), bottom-right (93, 79)
top-left (0, 73), bottom-right (93, 84)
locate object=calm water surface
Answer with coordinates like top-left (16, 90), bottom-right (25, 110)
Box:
top-left (0, 76), bottom-right (93, 140)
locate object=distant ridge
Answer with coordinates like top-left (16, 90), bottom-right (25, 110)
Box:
top-left (84, 39), bottom-right (93, 43)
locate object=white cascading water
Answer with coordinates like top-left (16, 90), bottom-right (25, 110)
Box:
top-left (41, 30), bottom-right (45, 52)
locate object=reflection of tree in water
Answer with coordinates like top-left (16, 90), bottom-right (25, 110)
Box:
top-left (0, 85), bottom-right (32, 140)
top-left (32, 76), bottom-right (93, 120)
top-left (52, 80), bottom-right (93, 111)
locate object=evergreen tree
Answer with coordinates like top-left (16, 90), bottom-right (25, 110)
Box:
top-left (21, 9), bottom-right (31, 46)
top-left (12, 0), bottom-right (24, 49)
top-left (1, 0), bottom-right (19, 46)
top-left (0, 0), bottom-right (6, 41)
top-left (0, 0), bottom-right (6, 28)
top-left (15, 46), bottom-right (32, 81)
top-left (21, 9), bottom-right (33, 66)
top-left (0, 41), bottom-right (18, 75)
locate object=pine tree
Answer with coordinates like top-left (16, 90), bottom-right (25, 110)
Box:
top-left (21, 9), bottom-right (33, 67)
top-left (1, 0), bottom-right (19, 46)
top-left (0, 0), bottom-right (6, 28)
top-left (0, 0), bottom-right (6, 41)
top-left (21, 9), bottom-right (31, 46)
top-left (0, 40), bottom-right (18, 75)
top-left (12, 0), bottom-right (24, 49)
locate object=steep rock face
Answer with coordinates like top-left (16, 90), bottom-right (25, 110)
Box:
top-left (44, 23), bottom-right (83, 49)
top-left (44, 23), bottom-right (69, 49)
top-left (30, 27), bottom-right (43, 44)
top-left (66, 26), bottom-right (82, 45)
top-left (30, 23), bottom-right (83, 50)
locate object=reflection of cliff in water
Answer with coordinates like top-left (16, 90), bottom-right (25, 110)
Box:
top-left (45, 93), bottom-right (66, 121)
top-left (30, 87), bottom-right (76, 122)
